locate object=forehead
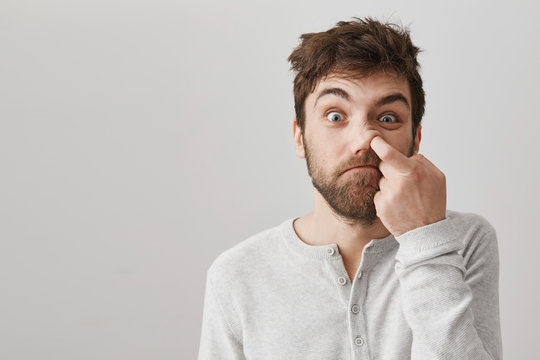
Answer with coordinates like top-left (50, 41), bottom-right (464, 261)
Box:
top-left (308, 71), bottom-right (411, 106)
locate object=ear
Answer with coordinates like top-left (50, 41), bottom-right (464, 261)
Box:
top-left (413, 124), bottom-right (422, 155)
top-left (293, 118), bottom-right (306, 159)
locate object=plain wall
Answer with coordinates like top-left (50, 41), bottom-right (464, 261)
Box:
top-left (1, 0), bottom-right (539, 359)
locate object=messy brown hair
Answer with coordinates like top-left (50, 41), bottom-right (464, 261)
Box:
top-left (288, 17), bottom-right (425, 138)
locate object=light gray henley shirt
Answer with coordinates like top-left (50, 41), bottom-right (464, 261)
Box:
top-left (198, 210), bottom-right (502, 359)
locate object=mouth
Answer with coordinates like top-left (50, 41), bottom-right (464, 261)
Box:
top-left (343, 165), bottom-right (379, 174)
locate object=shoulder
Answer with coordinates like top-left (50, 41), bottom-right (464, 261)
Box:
top-left (445, 210), bottom-right (498, 265)
top-left (206, 219), bottom-right (289, 284)
top-left (445, 209), bottom-right (497, 242)
top-left (445, 210), bottom-right (496, 235)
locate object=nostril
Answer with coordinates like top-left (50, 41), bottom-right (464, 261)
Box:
top-left (351, 137), bottom-right (378, 154)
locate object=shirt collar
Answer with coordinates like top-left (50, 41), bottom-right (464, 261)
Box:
top-left (280, 217), bottom-right (398, 261)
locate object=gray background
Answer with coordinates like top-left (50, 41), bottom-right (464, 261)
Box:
top-left (1, 0), bottom-right (539, 359)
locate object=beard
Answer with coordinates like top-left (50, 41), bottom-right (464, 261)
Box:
top-left (303, 136), bottom-right (414, 225)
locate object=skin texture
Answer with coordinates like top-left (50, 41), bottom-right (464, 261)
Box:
top-left (292, 71), bottom-right (446, 280)
top-left (370, 136), bottom-right (446, 236)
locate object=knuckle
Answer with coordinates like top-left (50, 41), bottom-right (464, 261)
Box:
top-left (408, 171), bottom-right (421, 183)
top-left (397, 181), bottom-right (408, 194)
top-left (438, 171), bottom-right (446, 183)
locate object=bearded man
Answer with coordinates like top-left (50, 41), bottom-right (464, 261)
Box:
top-left (198, 17), bottom-right (502, 360)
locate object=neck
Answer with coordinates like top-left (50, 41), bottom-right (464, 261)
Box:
top-left (293, 190), bottom-right (391, 279)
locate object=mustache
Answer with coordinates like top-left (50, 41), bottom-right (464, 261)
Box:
top-left (338, 150), bottom-right (381, 175)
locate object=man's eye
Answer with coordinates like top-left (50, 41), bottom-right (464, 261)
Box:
top-left (327, 111), bottom-right (343, 123)
top-left (378, 114), bottom-right (398, 123)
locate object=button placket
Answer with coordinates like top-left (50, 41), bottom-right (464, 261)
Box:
top-left (349, 247), bottom-right (376, 358)
top-left (324, 249), bottom-right (351, 309)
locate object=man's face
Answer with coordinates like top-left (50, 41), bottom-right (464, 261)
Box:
top-left (293, 71), bottom-right (421, 224)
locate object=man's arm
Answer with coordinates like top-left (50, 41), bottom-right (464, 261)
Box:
top-left (394, 216), bottom-right (502, 359)
top-left (198, 273), bottom-right (245, 360)
top-left (370, 136), bottom-right (502, 359)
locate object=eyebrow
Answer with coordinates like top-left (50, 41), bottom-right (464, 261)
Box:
top-left (374, 93), bottom-right (410, 110)
top-left (314, 87), bottom-right (410, 111)
top-left (314, 87), bottom-right (351, 108)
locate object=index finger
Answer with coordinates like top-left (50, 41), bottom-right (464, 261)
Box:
top-left (370, 136), bottom-right (412, 174)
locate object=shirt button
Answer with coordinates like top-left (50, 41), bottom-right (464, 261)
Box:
top-left (351, 304), bottom-right (360, 314)
top-left (326, 247), bottom-right (335, 256)
top-left (354, 336), bottom-right (365, 346)
top-left (357, 271), bottom-right (363, 279)
top-left (337, 276), bottom-right (347, 286)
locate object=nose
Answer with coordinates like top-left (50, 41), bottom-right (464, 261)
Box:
top-left (347, 120), bottom-right (381, 155)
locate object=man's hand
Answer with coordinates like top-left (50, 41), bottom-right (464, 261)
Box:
top-left (370, 136), bottom-right (447, 237)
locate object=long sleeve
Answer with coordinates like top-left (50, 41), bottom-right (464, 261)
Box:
top-left (394, 215), bottom-right (502, 360)
top-left (198, 273), bottom-right (245, 360)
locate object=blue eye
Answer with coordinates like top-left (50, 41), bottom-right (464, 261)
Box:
top-left (327, 111), bottom-right (343, 123)
top-left (379, 114), bottom-right (397, 123)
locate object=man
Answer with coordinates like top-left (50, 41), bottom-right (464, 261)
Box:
top-left (198, 18), bottom-right (502, 359)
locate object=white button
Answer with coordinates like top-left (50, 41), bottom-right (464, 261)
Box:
top-left (354, 336), bottom-right (365, 346)
top-left (337, 276), bottom-right (347, 285)
top-left (326, 247), bottom-right (335, 256)
top-left (357, 271), bottom-right (363, 279)
top-left (351, 304), bottom-right (360, 314)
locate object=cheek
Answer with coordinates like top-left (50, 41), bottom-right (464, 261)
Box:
top-left (379, 132), bottom-right (413, 154)
top-left (308, 129), bottom-right (339, 153)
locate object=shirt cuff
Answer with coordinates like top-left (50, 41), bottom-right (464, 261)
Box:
top-left (395, 217), bottom-right (462, 268)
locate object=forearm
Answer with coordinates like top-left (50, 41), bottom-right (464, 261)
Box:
top-left (394, 217), bottom-right (502, 360)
